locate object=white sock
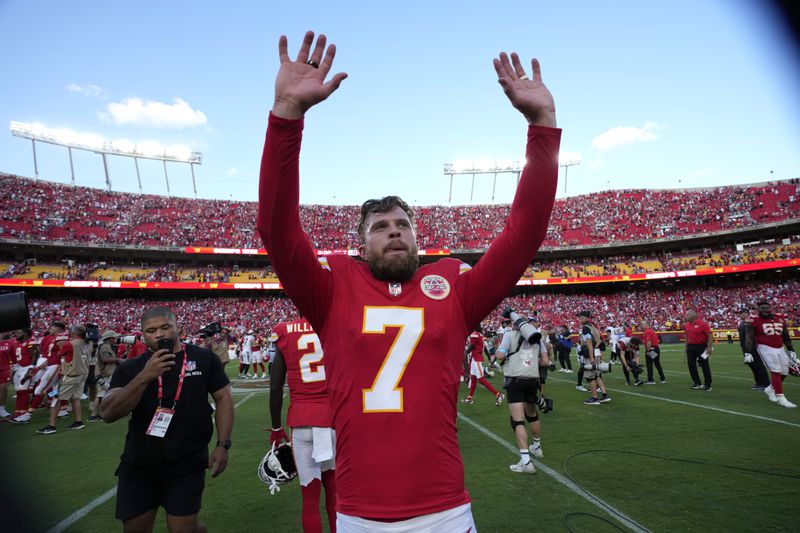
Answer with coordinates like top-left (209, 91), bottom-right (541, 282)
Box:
top-left (520, 450), bottom-right (530, 463)
top-left (532, 437), bottom-right (541, 448)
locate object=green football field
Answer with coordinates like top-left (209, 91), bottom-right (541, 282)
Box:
top-left (3, 343), bottom-right (799, 532)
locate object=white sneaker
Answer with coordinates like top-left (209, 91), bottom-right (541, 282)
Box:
top-left (529, 442), bottom-right (544, 459)
top-left (11, 413), bottom-right (31, 423)
top-left (80, 393), bottom-right (88, 400)
top-left (565, 369), bottom-right (573, 373)
top-left (260, 374), bottom-right (267, 379)
top-left (57, 409), bottom-right (70, 418)
top-left (576, 385), bottom-right (588, 392)
top-left (510, 460), bottom-right (536, 474)
top-left (765, 385), bottom-right (778, 402)
top-left (777, 395), bottom-right (797, 408)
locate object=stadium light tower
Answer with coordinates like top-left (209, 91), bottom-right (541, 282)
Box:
top-left (9, 121), bottom-right (202, 196)
top-left (443, 159), bottom-right (525, 203)
top-left (559, 158), bottom-right (580, 196)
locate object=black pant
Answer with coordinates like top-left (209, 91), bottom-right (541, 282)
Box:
top-left (745, 351), bottom-right (770, 387)
top-left (687, 343), bottom-right (712, 387)
top-left (621, 353), bottom-right (641, 383)
top-left (645, 347), bottom-right (665, 382)
top-left (577, 364), bottom-right (584, 385)
top-left (558, 348), bottom-right (572, 370)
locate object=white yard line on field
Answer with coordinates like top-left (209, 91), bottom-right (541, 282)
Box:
top-left (550, 377), bottom-right (800, 428)
top-left (458, 412), bottom-right (651, 533)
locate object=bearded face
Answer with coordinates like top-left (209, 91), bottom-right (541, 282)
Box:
top-left (360, 206), bottom-right (420, 282)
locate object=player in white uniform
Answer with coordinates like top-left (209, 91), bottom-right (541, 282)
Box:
top-left (239, 332), bottom-right (255, 378)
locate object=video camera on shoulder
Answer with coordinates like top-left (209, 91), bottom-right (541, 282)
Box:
top-left (501, 307), bottom-right (542, 345)
top-left (198, 321), bottom-right (222, 337)
top-left (85, 323), bottom-right (100, 343)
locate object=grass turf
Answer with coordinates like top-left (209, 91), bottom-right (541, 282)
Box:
top-left (2, 343), bottom-right (798, 532)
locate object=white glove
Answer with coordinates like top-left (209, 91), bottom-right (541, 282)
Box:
top-left (790, 351), bottom-right (798, 362)
top-left (743, 353), bottom-right (753, 364)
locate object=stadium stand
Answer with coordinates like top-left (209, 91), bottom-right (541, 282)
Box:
top-left (24, 280), bottom-right (798, 338)
top-left (2, 173), bottom-right (798, 250)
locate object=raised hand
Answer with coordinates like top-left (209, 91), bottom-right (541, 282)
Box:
top-left (493, 52), bottom-right (556, 127)
top-left (273, 31), bottom-right (348, 119)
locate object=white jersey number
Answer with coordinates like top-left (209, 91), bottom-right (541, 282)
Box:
top-left (362, 307), bottom-right (424, 413)
top-left (298, 333), bottom-right (325, 383)
top-left (761, 322), bottom-right (783, 336)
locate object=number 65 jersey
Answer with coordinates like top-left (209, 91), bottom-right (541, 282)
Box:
top-left (749, 313), bottom-right (788, 349)
top-left (272, 318), bottom-right (332, 429)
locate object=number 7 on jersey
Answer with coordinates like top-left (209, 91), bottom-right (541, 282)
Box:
top-left (362, 307), bottom-right (425, 413)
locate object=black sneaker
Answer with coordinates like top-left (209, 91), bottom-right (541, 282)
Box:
top-left (705, 386), bottom-right (712, 392)
top-left (37, 425), bottom-right (57, 435)
top-left (88, 415), bottom-right (103, 422)
top-left (599, 394), bottom-right (611, 403)
top-left (66, 421), bottom-right (85, 430)
top-left (634, 380), bottom-right (644, 387)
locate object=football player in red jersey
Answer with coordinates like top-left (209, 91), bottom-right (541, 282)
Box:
top-left (270, 318), bottom-right (336, 533)
top-left (258, 31), bottom-right (559, 529)
top-left (0, 333), bottom-right (14, 419)
top-left (11, 328), bottom-right (37, 423)
top-left (745, 300), bottom-right (797, 408)
top-left (30, 321), bottom-right (67, 410)
top-left (462, 327), bottom-right (504, 405)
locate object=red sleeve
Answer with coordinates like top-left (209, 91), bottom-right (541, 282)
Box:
top-left (59, 343), bottom-right (74, 363)
top-left (256, 114), bottom-right (334, 329)
top-left (456, 126), bottom-right (561, 328)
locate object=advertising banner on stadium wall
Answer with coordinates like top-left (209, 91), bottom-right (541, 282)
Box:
top-left (183, 246), bottom-right (452, 256)
top-left (514, 259), bottom-right (799, 287)
top-left (2, 258), bottom-right (796, 291)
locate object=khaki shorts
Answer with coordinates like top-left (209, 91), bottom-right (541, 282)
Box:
top-left (59, 375), bottom-right (87, 400)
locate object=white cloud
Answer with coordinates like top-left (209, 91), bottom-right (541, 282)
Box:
top-left (66, 83), bottom-right (107, 99)
top-left (591, 122), bottom-right (660, 152)
top-left (226, 167), bottom-right (239, 177)
top-left (99, 97), bottom-right (207, 128)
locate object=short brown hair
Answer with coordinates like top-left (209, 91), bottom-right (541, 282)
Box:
top-left (357, 196), bottom-right (414, 243)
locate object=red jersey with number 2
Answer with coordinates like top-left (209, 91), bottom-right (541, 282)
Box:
top-left (273, 318), bottom-right (332, 429)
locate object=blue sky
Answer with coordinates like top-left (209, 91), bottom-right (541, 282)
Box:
top-left (1, 0), bottom-right (798, 205)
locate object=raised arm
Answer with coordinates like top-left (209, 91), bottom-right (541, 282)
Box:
top-left (257, 32), bottom-right (347, 327)
top-left (458, 52), bottom-right (560, 327)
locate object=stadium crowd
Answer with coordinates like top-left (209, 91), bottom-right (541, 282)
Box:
top-left (22, 280), bottom-right (798, 339)
top-left (2, 173), bottom-right (798, 250)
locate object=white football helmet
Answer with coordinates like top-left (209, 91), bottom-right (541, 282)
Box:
top-left (257, 442), bottom-right (297, 495)
top-left (788, 358), bottom-right (800, 378)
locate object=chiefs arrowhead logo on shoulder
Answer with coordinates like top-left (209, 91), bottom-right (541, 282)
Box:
top-left (420, 275), bottom-right (450, 300)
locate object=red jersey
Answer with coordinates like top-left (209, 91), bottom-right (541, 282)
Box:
top-left (643, 328), bottom-right (660, 349)
top-left (58, 342), bottom-right (74, 364)
top-left (41, 334), bottom-right (64, 365)
top-left (14, 339), bottom-right (35, 367)
top-left (748, 313), bottom-right (787, 349)
top-left (273, 318), bottom-right (332, 428)
top-left (0, 339), bottom-right (13, 370)
top-left (128, 340), bottom-right (147, 359)
top-left (257, 114), bottom-right (559, 519)
top-left (685, 319), bottom-right (711, 345)
top-left (468, 331), bottom-right (484, 362)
